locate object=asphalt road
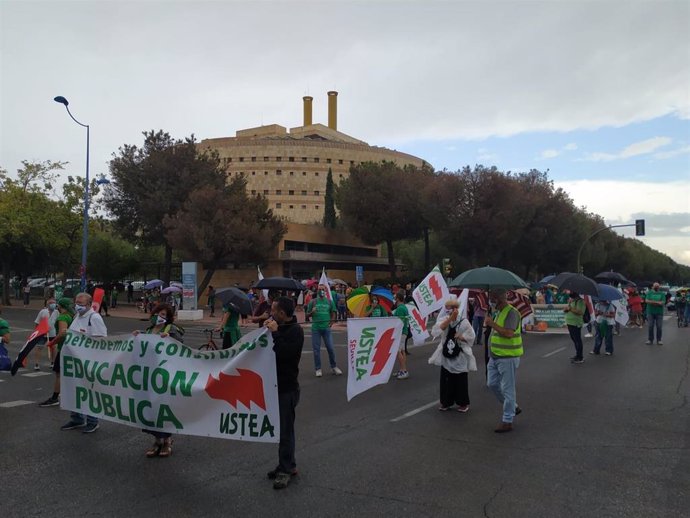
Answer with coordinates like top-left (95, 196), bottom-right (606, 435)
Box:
top-left (1, 307), bottom-right (688, 518)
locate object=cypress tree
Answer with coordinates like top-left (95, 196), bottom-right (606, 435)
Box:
top-left (323, 167), bottom-right (337, 228)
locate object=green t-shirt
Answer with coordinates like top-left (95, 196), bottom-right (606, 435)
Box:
top-left (222, 306), bottom-right (241, 344)
top-left (393, 304), bottom-right (409, 335)
top-left (54, 313), bottom-right (73, 351)
top-left (0, 318), bottom-right (10, 341)
top-left (564, 298), bottom-right (585, 327)
top-left (308, 297), bottom-right (335, 330)
top-left (367, 305), bottom-right (389, 318)
top-left (645, 290), bottom-right (665, 315)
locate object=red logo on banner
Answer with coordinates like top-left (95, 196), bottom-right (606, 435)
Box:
top-left (205, 369), bottom-right (266, 410)
top-left (370, 328), bottom-right (397, 376)
top-left (411, 307), bottom-right (427, 332)
top-left (429, 275), bottom-right (443, 301)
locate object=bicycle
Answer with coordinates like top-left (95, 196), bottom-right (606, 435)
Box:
top-left (199, 329), bottom-right (219, 351)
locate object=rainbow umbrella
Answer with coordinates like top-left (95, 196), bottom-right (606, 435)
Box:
top-left (347, 287), bottom-right (370, 317)
top-left (370, 286), bottom-right (394, 313)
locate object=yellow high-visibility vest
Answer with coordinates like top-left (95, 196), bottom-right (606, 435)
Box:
top-left (490, 304), bottom-right (523, 357)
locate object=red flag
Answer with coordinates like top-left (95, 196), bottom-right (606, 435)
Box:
top-left (91, 288), bottom-right (104, 312)
top-left (11, 317), bottom-right (50, 376)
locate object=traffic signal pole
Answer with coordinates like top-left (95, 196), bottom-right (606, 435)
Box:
top-left (576, 220), bottom-right (645, 273)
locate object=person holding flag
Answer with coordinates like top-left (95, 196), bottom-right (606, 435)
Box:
top-left (32, 298), bottom-right (59, 370)
top-left (39, 298), bottom-right (74, 407)
top-left (391, 291), bottom-right (411, 380)
top-left (306, 284), bottom-right (341, 377)
top-left (60, 292), bottom-right (108, 434)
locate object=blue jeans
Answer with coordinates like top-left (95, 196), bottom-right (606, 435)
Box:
top-left (685, 305), bottom-right (690, 325)
top-left (70, 411), bottom-right (98, 426)
top-left (472, 315), bottom-right (485, 344)
top-left (594, 323), bottom-right (613, 353)
top-left (312, 328), bottom-right (336, 370)
top-left (487, 357), bottom-right (520, 423)
top-left (647, 313), bottom-right (663, 342)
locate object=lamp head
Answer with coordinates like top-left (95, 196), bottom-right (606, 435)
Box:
top-left (53, 96), bottom-right (69, 106)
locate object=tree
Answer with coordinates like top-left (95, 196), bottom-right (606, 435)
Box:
top-left (336, 161), bottom-right (425, 277)
top-left (323, 167), bottom-right (337, 229)
top-left (105, 130), bottom-right (227, 284)
top-left (164, 178), bottom-right (286, 297)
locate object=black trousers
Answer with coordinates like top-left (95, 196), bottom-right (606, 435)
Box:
top-left (439, 367), bottom-right (469, 407)
top-left (567, 324), bottom-right (583, 359)
top-left (278, 389), bottom-right (300, 473)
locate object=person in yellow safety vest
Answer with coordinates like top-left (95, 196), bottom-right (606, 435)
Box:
top-left (484, 288), bottom-right (523, 433)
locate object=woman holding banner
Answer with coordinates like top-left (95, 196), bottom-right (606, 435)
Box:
top-left (134, 304), bottom-right (183, 457)
top-left (428, 295), bottom-right (476, 412)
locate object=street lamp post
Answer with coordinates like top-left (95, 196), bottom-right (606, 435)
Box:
top-left (54, 96), bottom-right (90, 292)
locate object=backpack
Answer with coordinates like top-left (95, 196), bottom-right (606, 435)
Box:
top-left (442, 322), bottom-right (463, 358)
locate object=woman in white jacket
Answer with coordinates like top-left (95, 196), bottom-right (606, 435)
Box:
top-left (429, 295), bottom-right (477, 412)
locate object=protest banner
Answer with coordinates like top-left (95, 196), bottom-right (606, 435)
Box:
top-left (413, 266), bottom-right (450, 318)
top-left (60, 328), bottom-right (279, 442)
top-left (528, 304), bottom-right (569, 333)
top-left (406, 303), bottom-right (429, 345)
top-left (612, 299), bottom-right (629, 326)
top-left (346, 317), bottom-right (403, 401)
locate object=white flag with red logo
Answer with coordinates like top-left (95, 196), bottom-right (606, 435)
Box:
top-left (346, 317), bottom-right (403, 401)
top-left (406, 303), bottom-right (430, 345)
top-left (413, 266), bottom-right (450, 318)
top-left (319, 267), bottom-right (333, 303)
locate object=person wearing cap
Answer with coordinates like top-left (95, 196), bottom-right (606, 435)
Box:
top-left (484, 288), bottom-right (523, 433)
top-left (644, 282), bottom-right (665, 345)
top-left (564, 292), bottom-right (586, 363)
top-left (38, 298), bottom-right (74, 407)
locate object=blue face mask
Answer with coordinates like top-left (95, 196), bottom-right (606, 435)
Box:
top-left (75, 304), bottom-right (88, 315)
top-left (48, 303), bottom-right (57, 310)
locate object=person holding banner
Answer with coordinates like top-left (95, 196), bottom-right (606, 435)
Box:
top-left (265, 296), bottom-right (304, 490)
top-left (306, 285), bottom-right (341, 377)
top-left (61, 292), bottom-right (108, 434)
top-left (392, 291), bottom-right (411, 380)
top-left (429, 296), bottom-right (476, 412)
top-left (39, 298), bottom-right (74, 407)
top-left (484, 289), bottom-right (523, 433)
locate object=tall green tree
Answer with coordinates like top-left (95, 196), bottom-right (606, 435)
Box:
top-left (336, 161), bottom-right (424, 277)
top-left (105, 130), bottom-right (227, 284)
top-left (323, 167), bottom-right (337, 229)
top-left (164, 178), bottom-right (287, 297)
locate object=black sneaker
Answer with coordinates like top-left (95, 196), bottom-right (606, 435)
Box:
top-left (515, 406), bottom-right (522, 416)
top-left (267, 467), bottom-right (297, 480)
top-left (82, 423), bottom-right (100, 434)
top-left (39, 396), bottom-right (59, 407)
top-left (570, 357), bottom-right (584, 364)
top-left (60, 420), bottom-right (86, 431)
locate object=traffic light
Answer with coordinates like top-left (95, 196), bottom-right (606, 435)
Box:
top-left (442, 258), bottom-right (452, 275)
top-left (635, 219), bottom-right (645, 236)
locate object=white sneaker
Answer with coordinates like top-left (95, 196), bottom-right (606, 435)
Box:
top-left (396, 371), bottom-right (409, 379)
top-left (332, 367), bottom-right (342, 376)
top-left (34, 364), bottom-right (40, 371)
top-left (315, 369), bottom-right (322, 377)
top-left (584, 333), bottom-right (593, 338)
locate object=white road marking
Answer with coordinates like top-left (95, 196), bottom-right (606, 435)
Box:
top-left (390, 401), bottom-right (438, 422)
top-left (0, 400), bottom-right (34, 408)
top-left (21, 372), bottom-right (52, 378)
top-left (542, 347), bottom-right (567, 358)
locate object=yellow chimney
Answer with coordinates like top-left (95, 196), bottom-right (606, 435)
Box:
top-left (327, 90), bottom-right (338, 130)
top-left (303, 96), bottom-right (313, 126)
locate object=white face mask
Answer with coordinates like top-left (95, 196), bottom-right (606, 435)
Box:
top-left (156, 315), bottom-right (167, 325)
top-left (75, 304), bottom-right (88, 315)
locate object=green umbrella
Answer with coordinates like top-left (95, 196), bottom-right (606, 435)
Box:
top-left (450, 266), bottom-right (528, 290)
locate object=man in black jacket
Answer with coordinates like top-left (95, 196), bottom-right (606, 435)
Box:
top-left (264, 296), bottom-right (304, 489)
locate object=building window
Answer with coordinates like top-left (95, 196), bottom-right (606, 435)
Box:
top-left (276, 203), bottom-right (281, 208)
top-left (228, 157), bottom-right (233, 163)
top-left (276, 170), bottom-right (282, 175)
top-left (289, 157), bottom-right (294, 162)
top-left (315, 205), bottom-right (320, 209)
top-left (239, 157), bottom-right (244, 162)
top-left (276, 189), bottom-right (282, 195)
top-left (350, 160), bottom-right (355, 165)
top-left (339, 174), bottom-right (343, 178)
top-left (251, 157), bottom-right (256, 162)
top-left (289, 190), bottom-right (294, 195)
top-left (326, 158), bottom-right (331, 163)
top-left (264, 171), bottom-right (268, 175)
top-left (289, 205), bottom-right (294, 209)
top-left (264, 156), bottom-right (269, 161)
top-left (314, 157), bottom-right (319, 163)
top-left (338, 159), bottom-right (343, 164)
top-left (314, 190), bottom-right (320, 195)
top-left (302, 157), bottom-right (307, 162)
top-left (263, 189), bottom-right (269, 195)
top-left (301, 190), bottom-right (307, 195)
top-left (251, 171), bottom-right (256, 175)
top-left (276, 157), bottom-right (282, 162)
top-left (301, 205), bottom-right (307, 209)
top-left (302, 171), bottom-right (306, 176)
top-left (315, 172), bottom-right (319, 177)
top-left (251, 190), bottom-right (256, 195)
top-left (289, 171), bottom-right (294, 176)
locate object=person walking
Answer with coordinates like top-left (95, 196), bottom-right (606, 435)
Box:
top-left (429, 295), bottom-right (476, 412)
top-left (591, 299), bottom-right (615, 356)
top-left (392, 291), bottom-right (411, 380)
top-left (22, 280), bottom-right (31, 307)
top-left (645, 282), bottom-right (665, 345)
top-left (628, 290), bottom-right (643, 328)
top-left (32, 298), bottom-right (59, 370)
top-left (60, 292), bottom-right (107, 433)
top-left (306, 284), bottom-right (341, 377)
top-left (471, 295), bottom-right (487, 345)
top-left (39, 298), bottom-right (74, 407)
top-left (264, 296), bottom-right (304, 490)
top-left (484, 288), bottom-right (523, 433)
top-left (216, 302), bottom-right (241, 349)
top-left (133, 304), bottom-right (183, 458)
top-left (207, 286), bottom-right (216, 317)
top-left (564, 292), bottom-right (586, 364)
top-left (127, 282), bottom-right (134, 303)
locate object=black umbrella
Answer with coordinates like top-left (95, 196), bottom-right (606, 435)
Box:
top-left (548, 272), bottom-right (575, 287)
top-left (215, 287), bottom-right (253, 315)
top-left (254, 277), bottom-right (305, 291)
top-left (553, 273), bottom-right (599, 297)
top-left (595, 271), bottom-right (629, 284)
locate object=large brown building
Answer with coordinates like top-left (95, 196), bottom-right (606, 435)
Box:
top-left (198, 92), bottom-right (429, 284)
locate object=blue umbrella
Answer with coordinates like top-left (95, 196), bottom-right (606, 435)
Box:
top-left (143, 279), bottom-right (164, 290)
top-left (539, 274), bottom-right (556, 284)
top-left (593, 283), bottom-right (624, 301)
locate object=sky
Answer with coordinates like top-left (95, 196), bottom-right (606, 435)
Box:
top-left (1, 0), bottom-right (688, 264)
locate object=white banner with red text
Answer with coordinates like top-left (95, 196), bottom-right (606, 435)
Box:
top-left (413, 266), bottom-right (450, 318)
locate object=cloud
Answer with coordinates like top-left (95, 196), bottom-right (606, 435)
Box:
top-left (555, 179), bottom-right (690, 264)
top-left (654, 145), bottom-right (690, 159)
top-left (477, 148), bottom-right (499, 162)
top-left (581, 137), bottom-right (672, 162)
top-left (537, 142), bottom-right (579, 160)
top-left (563, 143), bottom-right (578, 151)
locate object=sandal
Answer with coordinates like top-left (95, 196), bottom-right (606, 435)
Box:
top-left (146, 440), bottom-right (162, 458)
top-left (158, 438), bottom-right (173, 458)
